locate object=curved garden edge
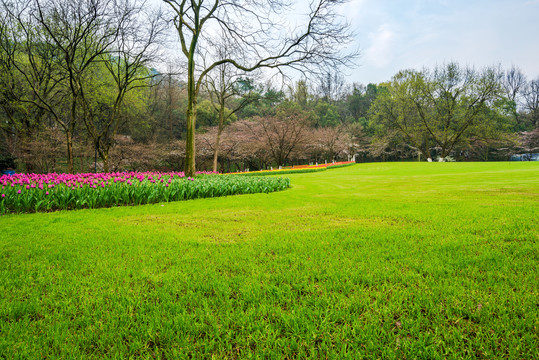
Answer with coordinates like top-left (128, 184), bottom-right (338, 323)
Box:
top-left (0, 172), bottom-right (290, 215)
top-left (229, 161), bottom-right (357, 176)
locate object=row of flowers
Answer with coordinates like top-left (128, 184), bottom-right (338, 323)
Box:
top-left (0, 171), bottom-right (289, 214)
top-left (226, 161), bottom-right (356, 176)
top-left (0, 161), bottom-right (354, 214)
top-left (1, 170), bottom-right (216, 189)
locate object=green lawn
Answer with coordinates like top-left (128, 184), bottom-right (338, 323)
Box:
top-left (1, 162), bottom-right (538, 359)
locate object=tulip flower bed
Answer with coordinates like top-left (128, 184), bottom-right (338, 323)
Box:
top-left (229, 161), bottom-right (356, 176)
top-left (0, 171), bottom-right (290, 214)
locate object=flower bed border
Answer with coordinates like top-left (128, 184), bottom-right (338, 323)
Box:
top-left (0, 172), bottom-right (290, 215)
top-left (228, 161), bottom-right (356, 176)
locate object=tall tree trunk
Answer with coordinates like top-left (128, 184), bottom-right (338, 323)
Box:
top-left (97, 141), bottom-right (110, 173)
top-left (67, 95), bottom-right (79, 174)
top-left (212, 104), bottom-right (225, 173)
top-left (66, 132), bottom-right (74, 174)
top-left (102, 152), bottom-right (109, 173)
top-left (185, 100), bottom-right (196, 177)
top-left (421, 134), bottom-right (431, 162)
top-left (440, 146), bottom-right (449, 161)
top-left (184, 46), bottom-right (198, 177)
top-left (212, 127), bottom-right (223, 173)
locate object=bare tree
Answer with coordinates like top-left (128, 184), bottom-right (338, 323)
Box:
top-left (163, 0), bottom-right (356, 176)
top-left (0, 1), bottom-right (67, 170)
top-left (370, 71), bottom-right (432, 160)
top-left (83, 3), bottom-right (166, 172)
top-left (289, 80), bottom-right (311, 109)
top-left (229, 119), bottom-right (273, 170)
top-left (161, 66), bottom-right (185, 140)
top-left (1, 0), bottom-right (164, 173)
top-left (202, 38), bottom-right (261, 172)
top-left (316, 69), bottom-right (349, 104)
top-left (503, 66), bottom-right (527, 103)
top-left (522, 77), bottom-right (539, 129)
top-left (36, 0), bottom-right (127, 173)
top-left (502, 66), bottom-right (527, 129)
top-left (146, 65), bottom-right (187, 141)
top-left (197, 119), bottom-right (266, 172)
top-left (205, 73), bottom-right (261, 172)
top-left (2, 0), bottom-right (121, 172)
top-left (251, 110), bottom-right (309, 167)
top-left (372, 63), bottom-right (504, 160)
top-left (308, 125), bottom-right (347, 162)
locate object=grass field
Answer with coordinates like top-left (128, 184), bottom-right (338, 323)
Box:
top-left (1, 162), bottom-right (538, 359)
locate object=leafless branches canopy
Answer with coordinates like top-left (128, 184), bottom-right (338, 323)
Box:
top-left (372, 63), bottom-right (504, 160)
top-left (503, 66), bottom-right (526, 103)
top-left (522, 77), bottom-right (539, 128)
top-left (163, 0), bottom-right (356, 175)
top-left (1, 0), bottom-right (165, 172)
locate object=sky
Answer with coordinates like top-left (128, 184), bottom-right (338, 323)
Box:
top-left (338, 0), bottom-right (539, 84)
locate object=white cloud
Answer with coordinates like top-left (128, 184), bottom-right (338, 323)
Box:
top-left (346, 0), bottom-right (539, 84)
top-left (364, 24), bottom-right (396, 68)
top-left (338, 0), bottom-right (368, 18)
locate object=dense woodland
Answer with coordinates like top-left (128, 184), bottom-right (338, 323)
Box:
top-left (1, 0), bottom-right (538, 174)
